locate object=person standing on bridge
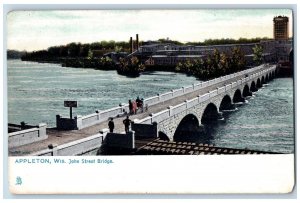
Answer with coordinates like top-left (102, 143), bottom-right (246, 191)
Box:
top-left (123, 116), bottom-right (132, 133)
top-left (129, 100), bottom-right (133, 114)
top-left (108, 118), bottom-right (114, 133)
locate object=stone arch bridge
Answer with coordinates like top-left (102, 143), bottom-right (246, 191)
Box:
top-left (10, 64), bottom-right (277, 156)
top-left (132, 65), bottom-right (276, 142)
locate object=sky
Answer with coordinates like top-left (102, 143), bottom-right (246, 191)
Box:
top-left (7, 9), bottom-right (293, 51)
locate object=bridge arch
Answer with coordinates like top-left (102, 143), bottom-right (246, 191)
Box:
top-left (219, 95), bottom-right (233, 111)
top-left (233, 89), bottom-right (244, 103)
top-left (261, 76), bottom-right (266, 84)
top-left (271, 71), bottom-right (276, 78)
top-left (242, 84), bottom-right (252, 97)
top-left (265, 74), bottom-right (269, 82)
top-left (250, 81), bottom-right (257, 92)
top-left (268, 72), bottom-right (273, 80)
top-left (201, 103), bottom-right (219, 124)
top-left (174, 114), bottom-right (200, 142)
top-left (158, 131), bottom-right (170, 141)
top-left (256, 78), bottom-right (262, 88)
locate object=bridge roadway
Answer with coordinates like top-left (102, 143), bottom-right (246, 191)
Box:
top-left (9, 66), bottom-right (270, 155)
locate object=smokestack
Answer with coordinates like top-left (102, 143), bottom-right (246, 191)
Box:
top-left (130, 37), bottom-right (133, 53)
top-left (136, 34), bottom-right (139, 50)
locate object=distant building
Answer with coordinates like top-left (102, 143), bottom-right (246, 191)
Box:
top-left (151, 55), bottom-right (205, 66)
top-left (103, 52), bottom-right (128, 63)
top-left (129, 17), bottom-right (293, 67)
top-left (273, 16), bottom-right (289, 40)
top-left (275, 39), bottom-right (293, 62)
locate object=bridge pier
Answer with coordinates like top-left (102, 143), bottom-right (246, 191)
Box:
top-left (230, 103), bottom-right (236, 110)
top-left (251, 86), bottom-right (258, 92)
top-left (234, 97), bottom-right (245, 103)
top-left (218, 112), bottom-right (224, 120)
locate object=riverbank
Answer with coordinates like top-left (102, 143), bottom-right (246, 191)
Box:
top-left (21, 57), bottom-right (116, 70)
top-left (21, 57), bottom-right (186, 77)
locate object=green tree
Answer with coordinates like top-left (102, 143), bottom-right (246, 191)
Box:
top-left (211, 49), bottom-right (221, 77)
top-left (175, 62), bottom-right (183, 72)
top-left (79, 44), bottom-right (90, 57)
top-left (67, 43), bottom-right (81, 57)
top-left (219, 53), bottom-right (229, 75)
top-left (59, 46), bottom-right (68, 57)
top-left (47, 46), bottom-right (61, 57)
top-left (99, 56), bottom-right (112, 65)
top-left (90, 42), bottom-right (102, 50)
top-left (175, 59), bottom-right (195, 74)
top-left (252, 45), bottom-right (264, 65)
top-left (87, 49), bottom-right (93, 59)
top-left (173, 47), bottom-right (245, 80)
top-left (230, 47), bottom-right (245, 73)
top-left (114, 45), bottom-right (123, 53)
top-left (118, 56), bottom-right (145, 75)
top-left (193, 59), bottom-right (205, 78)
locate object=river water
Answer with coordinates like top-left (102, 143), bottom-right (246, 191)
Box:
top-left (7, 60), bottom-right (199, 126)
top-left (195, 78), bottom-right (294, 153)
top-left (7, 60), bottom-right (294, 153)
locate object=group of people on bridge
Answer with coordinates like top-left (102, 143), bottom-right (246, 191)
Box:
top-left (108, 116), bottom-right (132, 134)
top-left (128, 96), bottom-right (144, 114)
top-left (107, 96), bottom-right (145, 134)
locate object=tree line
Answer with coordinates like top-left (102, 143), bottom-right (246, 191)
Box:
top-left (185, 37), bottom-right (270, 46)
top-left (19, 37), bottom-right (269, 60)
top-left (21, 41), bottom-right (132, 60)
top-left (7, 50), bottom-right (26, 59)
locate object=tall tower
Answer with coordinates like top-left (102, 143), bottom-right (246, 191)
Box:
top-left (130, 37), bottom-right (133, 53)
top-left (273, 16), bottom-right (289, 40)
top-left (136, 34), bottom-right (139, 50)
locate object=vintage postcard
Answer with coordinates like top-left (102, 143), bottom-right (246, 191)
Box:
top-left (6, 7), bottom-right (295, 194)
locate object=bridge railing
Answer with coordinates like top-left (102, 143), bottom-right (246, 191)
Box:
top-left (201, 81), bottom-right (208, 88)
top-left (172, 103), bottom-right (186, 116)
top-left (30, 131), bottom-right (107, 156)
top-left (209, 89), bottom-right (218, 97)
top-left (68, 64), bottom-right (273, 130)
top-left (160, 91), bottom-right (173, 101)
top-left (172, 88), bottom-right (184, 97)
top-left (199, 93), bottom-right (210, 102)
top-left (184, 85), bottom-right (194, 94)
top-left (225, 84), bottom-right (232, 91)
top-left (79, 106), bottom-right (124, 129)
top-left (9, 123), bottom-right (47, 148)
top-left (151, 109), bottom-right (170, 123)
top-left (135, 116), bottom-right (152, 124)
top-left (81, 113), bottom-right (98, 128)
top-left (217, 86), bottom-right (226, 94)
top-left (187, 97), bottom-right (198, 108)
top-left (144, 95), bottom-right (160, 106)
top-left (193, 83), bottom-right (202, 90)
top-left (232, 82), bottom-right (237, 88)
